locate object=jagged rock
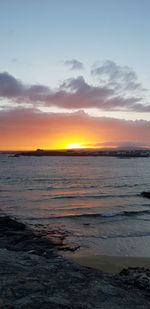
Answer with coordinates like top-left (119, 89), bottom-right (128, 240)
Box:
top-left (0, 216), bottom-right (78, 258)
top-left (119, 267), bottom-right (150, 291)
top-left (0, 217), bottom-right (150, 308)
top-left (141, 191), bottom-right (150, 198)
top-left (0, 216), bottom-right (26, 230)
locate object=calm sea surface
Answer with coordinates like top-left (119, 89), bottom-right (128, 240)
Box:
top-left (0, 154), bottom-right (150, 257)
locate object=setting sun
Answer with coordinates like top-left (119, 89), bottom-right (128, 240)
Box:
top-left (67, 143), bottom-right (86, 149)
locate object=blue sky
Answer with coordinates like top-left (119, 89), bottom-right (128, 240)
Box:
top-left (0, 0), bottom-right (150, 122)
top-left (0, 0), bottom-right (150, 149)
top-left (1, 0), bottom-right (150, 85)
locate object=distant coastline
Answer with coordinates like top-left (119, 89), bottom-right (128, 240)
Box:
top-left (4, 148), bottom-right (150, 158)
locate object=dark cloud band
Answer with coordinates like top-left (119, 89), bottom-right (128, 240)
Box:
top-left (0, 67), bottom-right (150, 112)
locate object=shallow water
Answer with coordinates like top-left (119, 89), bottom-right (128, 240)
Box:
top-left (0, 154), bottom-right (150, 256)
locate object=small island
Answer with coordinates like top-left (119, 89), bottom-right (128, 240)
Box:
top-left (11, 148), bottom-right (150, 158)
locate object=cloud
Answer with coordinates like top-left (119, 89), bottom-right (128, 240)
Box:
top-left (50, 76), bottom-right (113, 109)
top-left (0, 72), bottom-right (24, 98)
top-left (0, 72), bottom-right (51, 102)
top-left (91, 60), bottom-right (144, 94)
top-left (85, 141), bottom-right (147, 149)
top-left (0, 70), bottom-right (150, 112)
top-left (11, 58), bottom-right (17, 63)
top-left (64, 59), bottom-right (84, 70)
top-left (0, 108), bottom-right (149, 150)
top-left (41, 76), bottom-right (150, 112)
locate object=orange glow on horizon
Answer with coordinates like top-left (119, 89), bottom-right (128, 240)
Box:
top-left (52, 136), bottom-right (93, 150)
top-left (1, 110), bottom-right (147, 151)
top-left (66, 143), bottom-right (86, 149)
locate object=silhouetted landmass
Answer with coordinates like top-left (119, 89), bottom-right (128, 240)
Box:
top-left (11, 148), bottom-right (150, 158)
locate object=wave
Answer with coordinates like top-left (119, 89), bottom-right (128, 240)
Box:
top-left (50, 193), bottom-right (135, 200)
top-left (104, 184), bottom-right (140, 188)
top-left (51, 194), bottom-right (110, 200)
top-left (33, 178), bottom-right (50, 182)
top-left (49, 209), bottom-right (150, 219)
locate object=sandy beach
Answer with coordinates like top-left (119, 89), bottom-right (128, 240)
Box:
top-left (69, 254), bottom-right (150, 273)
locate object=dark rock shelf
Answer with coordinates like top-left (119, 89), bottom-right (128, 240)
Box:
top-left (0, 216), bottom-right (150, 308)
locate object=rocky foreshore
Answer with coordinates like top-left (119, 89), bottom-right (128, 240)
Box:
top-left (1, 216), bottom-right (150, 309)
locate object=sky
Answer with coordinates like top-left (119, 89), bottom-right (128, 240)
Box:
top-left (0, 0), bottom-right (150, 150)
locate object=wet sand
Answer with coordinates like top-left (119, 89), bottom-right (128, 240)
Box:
top-left (69, 254), bottom-right (150, 273)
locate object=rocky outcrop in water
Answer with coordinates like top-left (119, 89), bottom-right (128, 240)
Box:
top-left (0, 216), bottom-right (150, 309)
top-left (141, 191), bottom-right (150, 198)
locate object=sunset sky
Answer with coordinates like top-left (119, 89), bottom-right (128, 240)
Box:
top-left (0, 0), bottom-right (150, 150)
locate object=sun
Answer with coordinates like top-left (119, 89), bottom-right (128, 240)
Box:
top-left (67, 143), bottom-right (85, 149)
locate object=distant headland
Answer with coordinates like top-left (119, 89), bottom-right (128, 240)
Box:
top-left (6, 148), bottom-right (150, 158)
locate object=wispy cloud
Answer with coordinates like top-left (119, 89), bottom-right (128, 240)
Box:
top-left (11, 58), bottom-right (17, 63)
top-left (64, 59), bottom-right (84, 70)
top-left (91, 60), bottom-right (144, 94)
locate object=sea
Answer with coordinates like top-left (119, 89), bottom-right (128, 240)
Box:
top-left (0, 154), bottom-right (150, 257)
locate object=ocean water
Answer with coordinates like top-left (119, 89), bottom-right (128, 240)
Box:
top-left (0, 154), bottom-right (150, 257)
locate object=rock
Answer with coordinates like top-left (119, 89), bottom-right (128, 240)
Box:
top-left (119, 267), bottom-right (150, 291)
top-left (0, 216), bottom-right (81, 259)
top-left (1, 217), bottom-right (150, 308)
top-left (0, 216), bottom-right (26, 231)
top-left (0, 249), bottom-right (150, 308)
top-left (141, 191), bottom-right (150, 198)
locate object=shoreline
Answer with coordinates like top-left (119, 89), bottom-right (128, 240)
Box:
top-left (1, 214), bottom-right (150, 274)
top-left (1, 215), bottom-right (150, 308)
top-left (68, 254), bottom-right (150, 274)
